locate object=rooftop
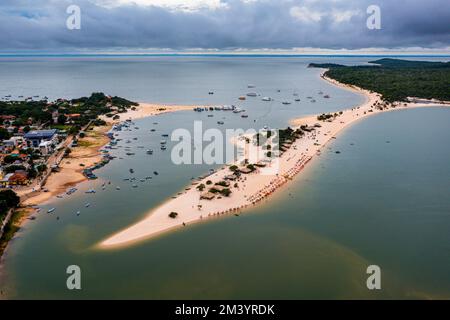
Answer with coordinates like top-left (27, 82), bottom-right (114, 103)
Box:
top-left (24, 129), bottom-right (57, 139)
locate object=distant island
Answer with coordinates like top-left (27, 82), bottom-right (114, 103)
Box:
top-left (308, 58), bottom-right (450, 102)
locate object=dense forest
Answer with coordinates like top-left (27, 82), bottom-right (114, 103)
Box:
top-left (309, 59), bottom-right (450, 102)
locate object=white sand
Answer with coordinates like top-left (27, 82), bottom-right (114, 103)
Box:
top-left (99, 73), bottom-right (450, 249)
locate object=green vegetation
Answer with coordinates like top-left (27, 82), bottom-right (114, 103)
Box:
top-left (0, 209), bottom-right (30, 257)
top-left (220, 188), bottom-right (232, 197)
top-left (0, 190), bottom-right (20, 225)
top-left (0, 92), bottom-right (138, 128)
top-left (309, 58), bottom-right (450, 102)
top-left (168, 212), bottom-right (178, 219)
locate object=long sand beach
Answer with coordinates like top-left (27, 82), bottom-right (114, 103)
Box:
top-left (99, 72), bottom-right (450, 248)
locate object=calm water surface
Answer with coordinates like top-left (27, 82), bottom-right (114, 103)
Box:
top-left (0, 56), bottom-right (449, 299)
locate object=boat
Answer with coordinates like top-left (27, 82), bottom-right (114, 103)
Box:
top-left (282, 101), bottom-right (291, 105)
top-left (126, 152), bottom-right (135, 156)
top-left (324, 95), bottom-right (331, 99)
top-left (129, 169), bottom-right (134, 174)
top-left (48, 208), bottom-right (56, 213)
top-left (146, 149), bottom-right (154, 155)
top-left (161, 146), bottom-right (167, 150)
top-left (153, 171), bottom-right (159, 175)
top-left (85, 203), bottom-right (90, 208)
top-left (132, 184), bottom-right (138, 188)
top-left (160, 140), bottom-right (167, 145)
top-left (241, 114), bottom-right (249, 118)
top-left (85, 189), bottom-right (96, 194)
top-left (295, 98), bottom-right (301, 102)
top-left (162, 134), bottom-right (169, 137)
top-left (248, 84), bottom-right (255, 88)
top-left (262, 97), bottom-right (272, 101)
top-left (208, 91), bottom-right (214, 95)
top-left (239, 96), bottom-right (246, 100)
top-left (217, 121), bottom-right (225, 125)
top-left (246, 92), bottom-right (257, 97)
top-left (116, 186), bottom-right (121, 190)
top-left (76, 211), bottom-right (81, 216)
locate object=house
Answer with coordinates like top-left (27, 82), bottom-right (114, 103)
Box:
top-left (8, 172), bottom-right (28, 185)
top-left (0, 173), bottom-right (14, 187)
top-left (39, 140), bottom-right (54, 155)
top-left (52, 111), bottom-right (59, 124)
top-left (239, 167), bottom-right (253, 174)
top-left (225, 174), bottom-right (238, 181)
top-left (67, 113), bottom-right (81, 121)
top-left (3, 137), bottom-right (23, 147)
top-left (0, 115), bottom-right (16, 124)
top-left (200, 192), bottom-right (216, 200)
top-left (24, 129), bottom-right (58, 148)
top-left (210, 185), bottom-right (227, 193)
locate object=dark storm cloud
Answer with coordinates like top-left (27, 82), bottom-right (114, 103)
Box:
top-left (0, 0), bottom-right (448, 51)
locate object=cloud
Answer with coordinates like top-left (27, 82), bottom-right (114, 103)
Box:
top-left (0, 0), bottom-right (448, 51)
top-left (290, 6), bottom-right (324, 23)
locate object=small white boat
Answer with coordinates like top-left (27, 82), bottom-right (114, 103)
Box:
top-left (48, 208), bottom-right (56, 213)
top-left (262, 97), bottom-right (272, 102)
top-left (246, 92), bottom-right (257, 97)
top-left (116, 186), bottom-right (121, 190)
top-left (85, 203), bottom-right (90, 208)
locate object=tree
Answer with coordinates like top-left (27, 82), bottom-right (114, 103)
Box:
top-left (169, 212), bottom-right (178, 219)
top-left (220, 189), bottom-right (232, 197)
top-left (0, 128), bottom-right (11, 140)
top-left (196, 184), bottom-right (206, 192)
top-left (57, 114), bottom-right (67, 125)
top-left (0, 189), bottom-right (20, 208)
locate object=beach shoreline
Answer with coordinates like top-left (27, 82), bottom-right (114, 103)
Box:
top-left (99, 71), bottom-right (450, 249)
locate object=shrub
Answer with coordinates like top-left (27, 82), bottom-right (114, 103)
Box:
top-left (169, 212), bottom-right (178, 219)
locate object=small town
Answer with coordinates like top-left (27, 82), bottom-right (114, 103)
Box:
top-left (0, 93), bottom-right (138, 249)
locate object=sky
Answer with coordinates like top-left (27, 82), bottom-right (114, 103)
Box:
top-left (0, 0), bottom-right (449, 53)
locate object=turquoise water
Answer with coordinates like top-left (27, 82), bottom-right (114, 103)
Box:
top-left (1, 56), bottom-right (450, 299)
